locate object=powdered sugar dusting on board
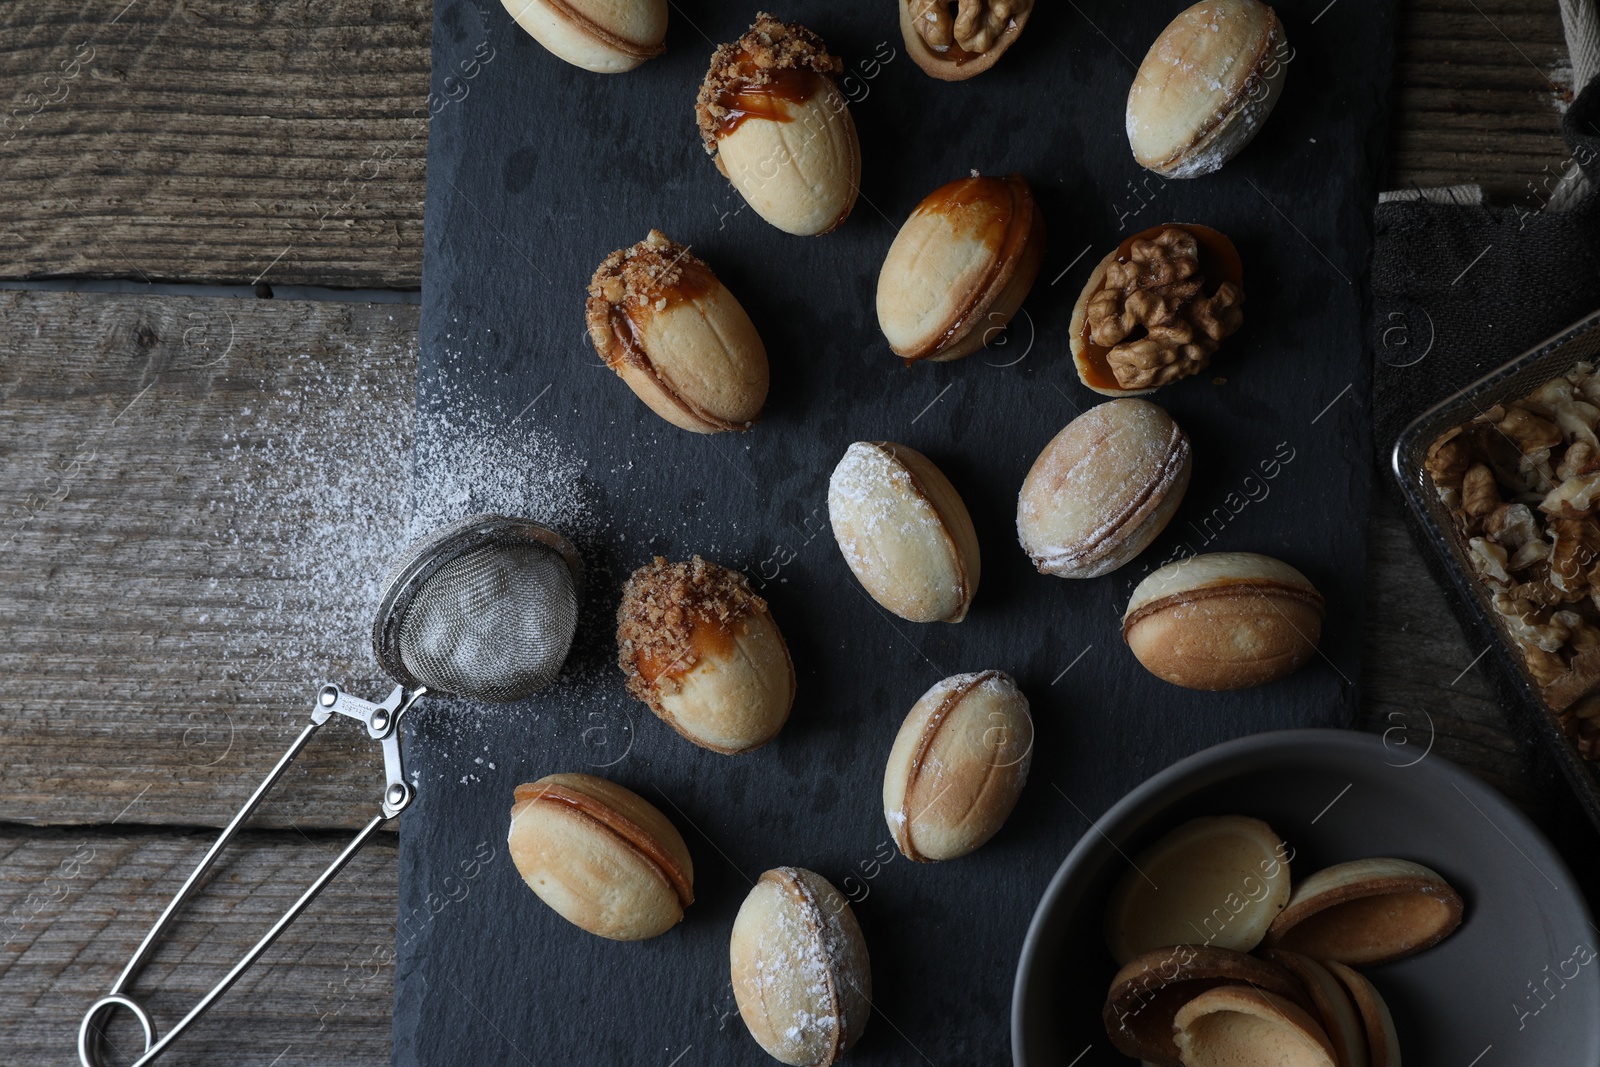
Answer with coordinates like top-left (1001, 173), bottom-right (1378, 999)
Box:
top-left (411, 371), bottom-right (594, 541)
top-left (399, 347), bottom-right (620, 778)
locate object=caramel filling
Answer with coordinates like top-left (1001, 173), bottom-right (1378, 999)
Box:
top-left (528, 782), bottom-right (695, 908)
top-left (603, 258), bottom-right (717, 369)
top-left (713, 67), bottom-right (823, 138)
top-left (931, 39), bottom-right (984, 65)
top-left (604, 259), bottom-right (715, 366)
top-left (911, 173), bottom-right (1033, 363)
top-left (634, 613), bottom-right (740, 685)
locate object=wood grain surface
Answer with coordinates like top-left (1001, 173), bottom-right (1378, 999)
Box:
top-left (0, 0), bottom-right (430, 288)
top-left (0, 0), bottom-right (1575, 287)
top-left (1362, 493), bottom-right (1531, 798)
top-left (0, 0), bottom-right (1583, 1063)
top-left (0, 829), bottom-right (398, 1067)
top-left (0, 290), bottom-right (414, 831)
top-left (1391, 0), bottom-right (1574, 198)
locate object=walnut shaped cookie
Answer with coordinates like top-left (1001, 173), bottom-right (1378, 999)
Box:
top-left (1127, 0), bottom-right (1289, 178)
top-left (586, 230), bottom-right (769, 434)
top-left (615, 556), bottom-right (795, 754)
top-left (1069, 224), bottom-right (1245, 397)
top-left (498, 0), bottom-right (667, 74)
top-left (695, 14), bottom-right (860, 236)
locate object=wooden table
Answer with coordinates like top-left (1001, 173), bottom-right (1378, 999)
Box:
top-left (0, 1), bottom-right (1584, 1062)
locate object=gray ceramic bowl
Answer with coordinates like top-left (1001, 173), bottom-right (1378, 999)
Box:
top-left (1012, 729), bottom-right (1598, 1065)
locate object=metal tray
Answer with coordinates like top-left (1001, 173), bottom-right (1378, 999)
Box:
top-left (1391, 309), bottom-right (1600, 832)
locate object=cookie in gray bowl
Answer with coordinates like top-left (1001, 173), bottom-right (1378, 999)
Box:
top-left (1012, 729), bottom-right (1597, 1065)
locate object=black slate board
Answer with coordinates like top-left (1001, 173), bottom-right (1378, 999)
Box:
top-left (395, 2), bottom-right (1395, 1063)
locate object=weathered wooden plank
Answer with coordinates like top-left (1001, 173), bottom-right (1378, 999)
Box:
top-left (0, 290), bottom-right (416, 830)
top-left (0, 0), bottom-right (431, 287)
top-left (1389, 0), bottom-right (1572, 197)
top-left (0, 4), bottom-right (1582, 1067)
top-left (0, 0), bottom-right (1579, 282)
top-left (0, 828), bottom-right (401, 1066)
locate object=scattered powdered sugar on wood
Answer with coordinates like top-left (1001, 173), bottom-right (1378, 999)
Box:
top-left (207, 349), bottom-right (414, 714)
top-left (206, 345), bottom-right (605, 767)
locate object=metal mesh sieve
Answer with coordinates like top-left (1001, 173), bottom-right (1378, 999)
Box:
top-left (78, 513), bottom-right (585, 1067)
top-left (372, 514), bottom-right (581, 702)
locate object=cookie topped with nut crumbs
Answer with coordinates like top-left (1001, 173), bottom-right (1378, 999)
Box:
top-left (616, 556), bottom-right (766, 701)
top-left (694, 12), bottom-right (843, 154)
top-left (586, 230), bottom-right (709, 354)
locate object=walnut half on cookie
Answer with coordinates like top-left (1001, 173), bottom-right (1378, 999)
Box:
top-left (899, 0), bottom-right (1035, 81)
top-left (1070, 224), bottom-right (1245, 396)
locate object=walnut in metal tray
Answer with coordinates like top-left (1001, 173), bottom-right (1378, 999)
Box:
top-left (1425, 362), bottom-right (1600, 758)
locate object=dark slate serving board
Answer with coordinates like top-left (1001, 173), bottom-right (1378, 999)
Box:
top-left (395, 2), bottom-right (1395, 1063)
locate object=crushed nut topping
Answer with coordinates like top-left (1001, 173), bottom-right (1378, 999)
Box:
top-left (1426, 361), bottom-right (1600, 756)
top-left (910, 0), bottom-right (1033, 55)
top-left (616, 556), bottom-right (765, 705)
top-left (695, 13), bottom-right (842, 155)
top-left (585, 230), bottom-right (709, 365)
top-left (1084, 227), bottom-right (1245, 391)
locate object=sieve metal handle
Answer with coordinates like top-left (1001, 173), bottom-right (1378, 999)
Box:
top-left (78, 683), bottom-right (425, 1067)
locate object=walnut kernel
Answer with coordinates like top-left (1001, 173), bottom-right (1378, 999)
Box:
top-left (1425, 361), bottom-right (1600, 746)
top-left (911, 0), bottom-right (1031, 54)
top-left (1084, 227), bottom-right (1245, 391)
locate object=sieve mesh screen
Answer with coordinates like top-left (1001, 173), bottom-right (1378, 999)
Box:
top-left (395, 540), bottom-right (578, 702)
